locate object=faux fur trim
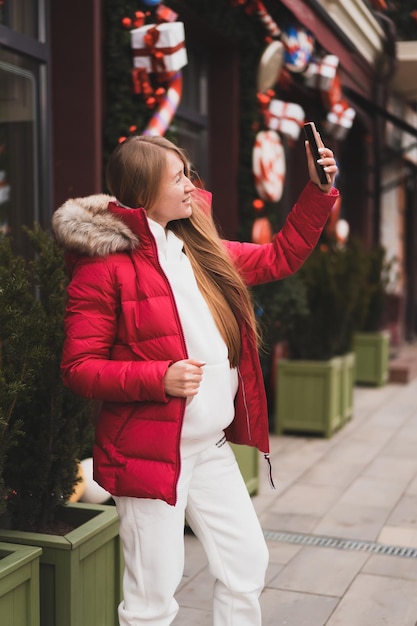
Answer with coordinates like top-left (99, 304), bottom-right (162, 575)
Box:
top-left (51, 194), bottom-right (139, 257)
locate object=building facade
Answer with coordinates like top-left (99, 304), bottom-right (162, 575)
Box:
top-left (1, 0), bottom-right (416, 343)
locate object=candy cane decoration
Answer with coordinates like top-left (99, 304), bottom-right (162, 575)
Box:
top-left (233, 0), bottom-right (281, 39)
top-left (255, 1), bottom-right (281, 39)
top-left (142, 70), bottom-right (183, 136)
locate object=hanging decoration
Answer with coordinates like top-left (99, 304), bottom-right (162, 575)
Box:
top-left (122, 2), bottom-right (187, 137)
top-left (251, 216), bottom-right (273, 244)
top-left (252, 130), bottom-right (286, 203)
top-left (131, 21), bottom-right (187, 74)
top-left (321, 71), bottom-right (343, 111)
top-left (304, 54), bottom-right (339, 92)
top-left (281, 25), bottom-right (315, 73)
top-left (232, 2), bottom-right (359, 244)
top-left (231, 0), bottom-right (282, 40)
top-left (326, 100), bottom-right (356, 140)
top-left (262, 99), bottom-right (305, 141)
top-left (257, 40), bottom-right (284, 93)
top-left (142, 71), bottom-right (183, 136)
top-left (301, 51), bottom-right (356, 140)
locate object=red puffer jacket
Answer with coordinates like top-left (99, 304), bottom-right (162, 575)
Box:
top-left (52, 182), bottom-right (338, 505)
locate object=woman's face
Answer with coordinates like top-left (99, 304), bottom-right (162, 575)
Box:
top-left (146, 150), bottom-right (195, 227)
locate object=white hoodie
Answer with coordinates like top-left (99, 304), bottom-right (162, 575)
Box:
top-left (148, 219), bottom-right (238, 457)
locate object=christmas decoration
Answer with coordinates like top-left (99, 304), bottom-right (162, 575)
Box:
top-left (251, 1), bottom-right (281, 39)
top-left (326, 100), bottom-right (356, 140)
top-left (304, 54), bottom-right (339, 92)
top-left (124, 6), bottom-right (188, 137)
top-left (232, 0), bottom-right (282, 39)
top-left (142, 70), bottom-right (183, 136)
top-left (281, 26), bottom-right (314, 73)
top-left (251, 216), bottom-right (273, 244)
top-left (252, 198), bottom-right (264, 212)
top-left (252, 130), bottom-right (286, 202)
top-left (263, 99), bottom-right (305, 141)
top-left (257, 40), bottom-right (284, 93)
top-left (155, 3), bottom-right (178, 22)
top-left (321, 71), bottom-right (343, 110)
top-left (335, 219), bottom-right (350, 245)
top-left (131, 21), bottom-right (187, 74)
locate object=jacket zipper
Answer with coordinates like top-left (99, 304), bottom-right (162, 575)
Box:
top-left (238, 366), bottom-right (276, 489)
top-left (237, 367), bottom-right (252, 441)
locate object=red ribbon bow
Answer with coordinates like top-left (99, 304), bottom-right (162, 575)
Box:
top-left (134, 25), bottom-right (185, 74)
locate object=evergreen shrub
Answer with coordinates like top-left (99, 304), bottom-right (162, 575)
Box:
top-left (0, 227), bottom-right (93, 531)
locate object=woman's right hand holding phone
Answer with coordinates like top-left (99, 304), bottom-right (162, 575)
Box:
top-left (304, 122), bottom-right (338, 194)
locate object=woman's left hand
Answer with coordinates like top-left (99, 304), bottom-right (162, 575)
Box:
top-left (305, 139), bottom-right (338, 194)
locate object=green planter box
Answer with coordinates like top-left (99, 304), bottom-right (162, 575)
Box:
top-left (341, 352), bottom-right (356, 423)
top-left (275, 356), bottom-right (344, 438)
top-left (231, 444), bottom-right (259, 496)
top-left (0, 542), bottom-right (41, 626)
top-left (0, 503), bottom-right (122, 626)
top-left (353, 331), bottom-right (389, 386)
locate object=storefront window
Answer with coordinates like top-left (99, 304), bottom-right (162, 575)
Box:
top-left (0, 50), bottom-right (39, 249)
top-left (171, 46), bottom-right (209, 184)
top-left (0, 0), bottom-right (39, 38)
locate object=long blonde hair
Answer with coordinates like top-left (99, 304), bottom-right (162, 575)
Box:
top-left (106, 135), bottom-right (260, 367)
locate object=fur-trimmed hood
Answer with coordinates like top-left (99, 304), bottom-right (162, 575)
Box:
top-left (51, 194), bottom-right (139, 257)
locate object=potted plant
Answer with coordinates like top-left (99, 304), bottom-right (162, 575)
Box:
top-left (252, 273), bottom-right (309, 418)
top-left (274, 238), bottom-right (364, 437)
top-left (0, 227), bottom-right (122, 626)
top-left (352, 242), bottom-right (393, 386)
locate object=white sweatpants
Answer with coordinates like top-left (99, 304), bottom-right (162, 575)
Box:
top-left (114, 441), bottom-right (269, 625)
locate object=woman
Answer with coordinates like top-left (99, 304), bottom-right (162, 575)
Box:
top-left (52, 134), bottom-right (338, 625)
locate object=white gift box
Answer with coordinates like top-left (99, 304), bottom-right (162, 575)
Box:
top-left (304, 55), bottom-right (339, 92)
top-left (326, 101), bottom-right (356, 140)
top-left (131, 22), bottom-right (187, 74)
top-left (264, 100), bottom-right (305, 141)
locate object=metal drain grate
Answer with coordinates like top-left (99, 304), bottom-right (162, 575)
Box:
top-left (263, 530), bottom-right (417, 559)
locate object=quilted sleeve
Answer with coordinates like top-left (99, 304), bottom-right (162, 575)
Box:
top-left (224, 181), bottom-right (339, 286)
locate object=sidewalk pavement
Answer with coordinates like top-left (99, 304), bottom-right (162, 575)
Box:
top-left (173, 348), bottom-right (417, 625)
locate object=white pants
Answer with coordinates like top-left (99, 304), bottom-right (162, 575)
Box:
top-left (114, 441), bottom-right (269, 625)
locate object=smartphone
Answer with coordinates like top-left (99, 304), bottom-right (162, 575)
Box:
top-left (303, 122), bottom-right (331, 185)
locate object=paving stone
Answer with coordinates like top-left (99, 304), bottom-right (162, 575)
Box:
top-left (261, 510), bottom-right (320, 534)
top-left (326, 573), bottom-right (417, 626)
top-left (301, 460), bottom-right (363, 488)
top-left (260, 587), bottom-right (338, 626)
top-left (363, 553), bottom-right (417, 580)
top-left (268, 546), bottom-right (369, 596)
top-left (176, 568), bottom-right (214, 612)
top-left (269, 483), bottom-right (342, 516)
top-left (406, 473), bottom-right (417, 495)
top-left (378, 524), bottom-right (417, 548)
top-left (267, 541), bottom-right (303, 565)
top-left (314, 502), bottom-right (389, 541)
top-left (362, 456), bottom-right (417, 484)
top-left (385, 494), bottom-right (417, 527)
top-left (337, 475), bottom-right (405, 508)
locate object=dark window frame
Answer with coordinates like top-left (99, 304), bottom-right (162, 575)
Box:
top-left (0, 0), bottom-right (52, 233)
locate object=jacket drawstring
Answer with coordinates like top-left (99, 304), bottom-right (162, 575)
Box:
top-left (264, 453), bottom-right (276, 489)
